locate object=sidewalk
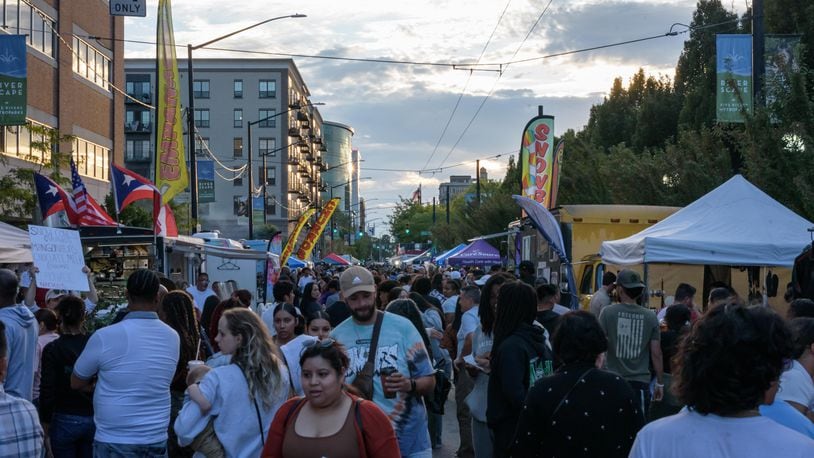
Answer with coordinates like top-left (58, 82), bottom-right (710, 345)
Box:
top-left (433, 393), bottom-right (461, 458)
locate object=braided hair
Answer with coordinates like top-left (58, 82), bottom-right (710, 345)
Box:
top-left (160, 291), bottom-right (201, 366)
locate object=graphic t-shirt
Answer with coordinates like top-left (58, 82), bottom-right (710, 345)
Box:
top-left (331, 312), bottom-right (434, 456)
top-left (599, 303), bottom-right (660, 383)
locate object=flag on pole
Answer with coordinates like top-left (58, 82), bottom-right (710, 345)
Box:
top-left (155, 0), bottom-right (188, 204)
top-left (411, 184), bottom-right (422, 203)
top-left (70, 158), bottom-right (116, 226)
top-left (33, 173), bottom-right (79, 225)
top-left (296, 198), bottom-right (340, 261)
top-left (155, 203), bottom-right (178, 237)
top-left (110, 164), bottom-right (159, 212)
top-left (280, 208), bottom-right (316, 267)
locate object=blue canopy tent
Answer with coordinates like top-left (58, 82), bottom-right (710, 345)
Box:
top-left (287, 256), bottom-right (307, 268)
top-left (434, 243), bottom-right (467, 266)
top-left (447, 240), bottom-right (501, 267)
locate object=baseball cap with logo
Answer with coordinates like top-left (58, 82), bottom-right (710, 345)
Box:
top-left (339, 266), bottom-right (376, 297)
top-left (615, 269), bottom-right (645, 289)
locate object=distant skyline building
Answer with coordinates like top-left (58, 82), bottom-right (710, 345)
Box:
top-left (439, 175), bottom-right (473, 203)
top-left (124, 58), bottom-right (324, 239)
top-left (320, 121), bottom-right (354, 210)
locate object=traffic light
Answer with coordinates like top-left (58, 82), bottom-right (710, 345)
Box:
top-left (405, 223), bottom-right (411, 234)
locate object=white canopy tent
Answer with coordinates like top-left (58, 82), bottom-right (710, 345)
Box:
top-left (0, 222), bottom-right (32, 264)
top-left (601, 175), bottom-right (814, 267)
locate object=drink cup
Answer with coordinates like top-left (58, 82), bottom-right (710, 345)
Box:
top-left (188, 360), bottom-right (205, 370)
top-left (380, 366), bottom-right (398, 399)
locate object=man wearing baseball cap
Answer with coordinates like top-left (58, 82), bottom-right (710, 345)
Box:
top-left (331, 266), bottom-right (436, 457)
top-left (598, 269), bottom-right (663, 421)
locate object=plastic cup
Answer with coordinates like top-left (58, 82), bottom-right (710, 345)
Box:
top-left (380, 366), bottom-right (398, 399)
top-left (188, 360), bottom-right (205, 370)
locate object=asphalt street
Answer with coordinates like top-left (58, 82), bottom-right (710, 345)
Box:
top-left (433, 391), bottom-right (461, 458)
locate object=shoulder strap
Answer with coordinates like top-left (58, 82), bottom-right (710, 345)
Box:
top-left (253, 397), bottom-right (265, 445)
top-left (280, 352), bottom-right (297, 394)
top-left (366, 311), bottom-right (385, 366)
top-left (282, 397), bottom-right (307, 428)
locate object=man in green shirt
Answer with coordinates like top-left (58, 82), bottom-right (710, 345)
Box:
top-left (599, 269), bottom-right (663, 420)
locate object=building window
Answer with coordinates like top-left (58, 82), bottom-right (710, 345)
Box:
top-left (72, 36), bottom-right (112, 91)
top-left (258, 109), bottom-right (276, 128)
top-left (233, 137), bottom-right (243, 158)
top-left (194, 109), bottom-right (210, 128)
top-left (233, 109), bottom-right (243, 128)
top-left (193, 80), bottom-right (210, 98)
top-left (72, 138), bottom-right (110, 180)
top-left (266, 196), bottom-right (277, 216)
top-left (234, 79), bottom-right (243, 98)
top-left (265, 166), bottom-right (276, 186)
top-left (195, 137), bottom-right (209, 156)
top-left (125, 140), bottom-right (151, 162)
top-left (259, 138), bottom-right (276, 157)
top-left (259, 80), bottom-right (276, 98)
top-left (125, 110), bottom-right (151, 132)
top-left (233, 176), bottom-right (243, 186)
top-left (0, 122), bottom-right (51, 164)
top-left (125, 80), bottom-right (151, 103)
top-left (6, 1), bottom-right (55, 57)
top-left (233, 196), bottom-right (247, 215)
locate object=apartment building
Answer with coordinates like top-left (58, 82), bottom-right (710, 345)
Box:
top-left (124, 58), bottom-right (324, 238)
top-left (0, 0), bottom-right (124, 220)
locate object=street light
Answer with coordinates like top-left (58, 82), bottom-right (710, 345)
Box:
top-left (186, 13), bottom-right (306, 228)
top-left (246, 102), bottom-right (324, 239)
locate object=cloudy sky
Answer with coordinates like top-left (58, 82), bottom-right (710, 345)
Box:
top-left (124, 0), bottom-right (739, 235)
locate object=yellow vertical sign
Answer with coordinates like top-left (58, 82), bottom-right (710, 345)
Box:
top-left (296, 198), bottom-right (339, 261)
top-left (280, 208), bottom-right (316, 267)
top-left (155, 0), bottom-right (188, 204)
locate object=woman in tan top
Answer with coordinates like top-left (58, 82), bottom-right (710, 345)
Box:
top-left (262, 340), bottom-right (400, 458)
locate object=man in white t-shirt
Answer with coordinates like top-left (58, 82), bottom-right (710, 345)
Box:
top-left (453, 285), bottom-right (480, 458)
top-left (186, 272), bottom-right (215, 312)
top-left (778, 318), bottom-right (814, 420)
top-left (297, 267), bottom-right (314, 293)
top-left (72, 269), bottom-right (180, 456)
top-left (441, 278), bottom-right (461, 324)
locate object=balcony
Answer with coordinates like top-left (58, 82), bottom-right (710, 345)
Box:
top-left (287, 155), bottom-right (300, 166)
top-left (125, 121), bottom-right (152, 133)
top-left (126, 92), bottom-right (152, 105)
top-left (288, 127), bottom-right (301, 138)
top-left (297, 111), bottom-right (309, 122)
top-left (125, 150), bottom-right (152, 163)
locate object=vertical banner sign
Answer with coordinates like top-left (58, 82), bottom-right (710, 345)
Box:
top-left (155, 0), bottom-right (188, 204)
top-left (197, 160), bottom-right (215, 203)
top-left (252, 196), bottom-right (264, 226)
top-left (548, 140), bottom-right (564, 209)
top-left (520, 115), bottom-right (555, 211)
top-left (296, 198), bottom-right (340, 261)
top-left (716, 34), bottom-right (753, 123)
top-left (765, 35), bottom-right (802, 119)
top-left (280, 208), bottom-right (316, 267)
top-left (0, 35), bottom-right (27, 126)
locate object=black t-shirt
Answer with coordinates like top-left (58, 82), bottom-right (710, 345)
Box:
top-left (39, 334), bottom-right (94, 422)
top-left (326, 301), bottom-right (351, 328)
top-left (536, 309), bottom-right (561, 338)
top-left (660, 329), bottom-right (681, 374)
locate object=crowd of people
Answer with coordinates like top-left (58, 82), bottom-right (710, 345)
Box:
top-left (1, 260), bottom-right (814, 457)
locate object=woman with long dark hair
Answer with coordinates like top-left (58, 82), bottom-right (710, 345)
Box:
top-left (159, 291), bottom-right (201, 458)
top-left (510, 311), bottom-right (643, 457)
top-left (300, 282), bottom-right (323, 318)
top-left (486, 281), bottom-right (554, 458)
top-left (176, 308), bottom-right (289, 457)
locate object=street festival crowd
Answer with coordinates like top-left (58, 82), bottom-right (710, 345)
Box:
top-left (0, 260), bottom-right (814, 457)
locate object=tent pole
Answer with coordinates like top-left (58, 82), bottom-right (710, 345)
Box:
top-left (643, 263), bottom-right (649, 309)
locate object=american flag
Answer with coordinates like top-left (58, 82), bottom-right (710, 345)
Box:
top-left (70, 158), bottom-right (116, 226)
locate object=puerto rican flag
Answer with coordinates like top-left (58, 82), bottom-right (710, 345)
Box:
top-left (34, 173), bottom-right (79, 225)
top-left (155, 203), bottom-right (178, 237)
top-left (70, 159), bottom-right (116, 226)
top-left (110, 164), bottom-right (159, 212)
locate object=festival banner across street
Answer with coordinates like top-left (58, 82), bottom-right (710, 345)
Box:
top-left (296, 198), bottom-right (340, 261)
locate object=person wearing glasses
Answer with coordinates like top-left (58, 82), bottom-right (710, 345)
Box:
top-left (262, 340), bottom-right (400, 457)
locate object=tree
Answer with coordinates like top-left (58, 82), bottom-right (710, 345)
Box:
top-left (0, 123), bottom-right (75, 222)
top-left (103, 193), bottom-right (152, 228)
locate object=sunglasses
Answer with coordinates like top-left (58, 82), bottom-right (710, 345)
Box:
top-left (301, 338), bottom-right (336, 356)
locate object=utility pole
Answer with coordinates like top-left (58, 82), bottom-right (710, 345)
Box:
top-left (752, 0), bottom-right (765, 108)
top-left (476, 159), bottom-right (481, 206)
top-left (432, 197), bottom-right (436, 224)
top-left (186, 46), bottom-right (198, 228)
top-left (446, 187), bottom-right (450, 225)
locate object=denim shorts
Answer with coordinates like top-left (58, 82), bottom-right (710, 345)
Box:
top-left (93, 440), bottom-right (168, 458)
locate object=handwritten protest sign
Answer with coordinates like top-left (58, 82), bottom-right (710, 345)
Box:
top-left (28, 225), bottom-right (89, 292)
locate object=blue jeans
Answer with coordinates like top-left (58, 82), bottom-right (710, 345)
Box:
top-left (93, 441), bottom-right (167, 458)
top-left (50, 413), bottom-right (94, 458)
